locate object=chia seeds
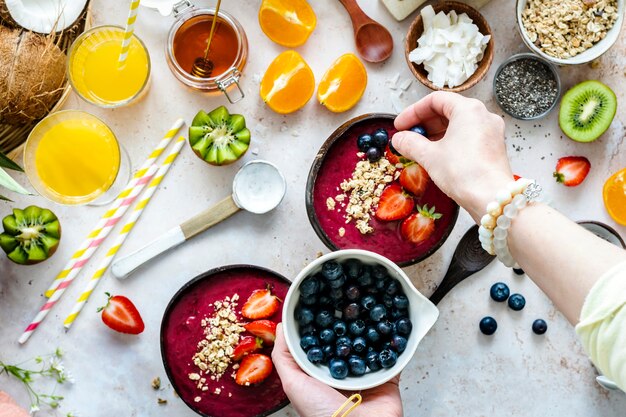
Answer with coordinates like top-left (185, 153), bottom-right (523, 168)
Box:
top-left (494, 57), bottom-right (559, 119)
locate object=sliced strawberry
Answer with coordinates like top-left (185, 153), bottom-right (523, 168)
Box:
top-left (235, 354), bottom-right (273, 386)
top-left (244, 320), bottom-right (277, 346)
top-left (513, 174), bottom-right (521, 181)
top-left (375, 184), bottom-right (415, 221)
top-left (399, 162), bottom-right (430, 197)
top-left (241, 286), bottom-right (281, 319)
top-left (385, 146), bottom-right (401, 165)
top-left (98, 293), bottom-right (145, 335)
top-left (400, 205), bottom-right (442, 244)
top-left (233, 336), bottom-right (263, 361)
top-left (554, 156), bottom-right (590, 187)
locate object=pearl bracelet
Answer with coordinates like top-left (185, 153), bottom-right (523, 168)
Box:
top-left (478, 179), bottom-right (542, 267)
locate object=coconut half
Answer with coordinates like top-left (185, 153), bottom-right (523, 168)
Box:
top-left (0, 0), bottom-right (88, 33)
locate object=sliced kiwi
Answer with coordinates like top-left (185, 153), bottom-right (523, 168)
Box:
top-left (189, 106), bottom-right (251, 166)
top-left (0, 205), bottom-right (61, 265)
top-left (559, 80), bottom-right (617, 143)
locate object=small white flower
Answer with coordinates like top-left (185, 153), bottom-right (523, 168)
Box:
top-left (29, 404), bottom-right (40, 414)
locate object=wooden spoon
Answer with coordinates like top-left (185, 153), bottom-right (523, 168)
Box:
top-left (338, 0), bottom-right (394, 63)
top-left (429, 225), bottom-right (495, 305)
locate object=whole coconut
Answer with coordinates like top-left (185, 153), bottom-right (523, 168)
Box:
top-left (0, 26), bottom-right (66, 125)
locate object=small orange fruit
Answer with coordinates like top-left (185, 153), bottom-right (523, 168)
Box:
top-left (260, 50), bottom-right (315, 114)
top-left (258, 0), bottom-right (316, 48)
top-left (603, 168), bottom-right (626, 225)
top-left (317, 53), bottom-right (368, 113)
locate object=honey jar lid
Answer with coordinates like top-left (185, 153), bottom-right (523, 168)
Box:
top-left (141, 0), bottom-right (193, 16)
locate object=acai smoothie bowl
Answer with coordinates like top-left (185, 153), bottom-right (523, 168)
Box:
top-left (306, 114), bottom-right (459, 267)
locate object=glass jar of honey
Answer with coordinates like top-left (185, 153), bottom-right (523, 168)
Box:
top-left (155, 0), bottom-right (248, 103)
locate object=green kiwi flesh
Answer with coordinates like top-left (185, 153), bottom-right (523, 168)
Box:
top-left (189, 106), bottom-right (251, 166)
top-left (0, 205), bottom-right (61, 265)
top-left (559, 80), bottom-right (617, 143)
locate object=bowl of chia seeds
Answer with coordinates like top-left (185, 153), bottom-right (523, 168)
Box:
top-left (493, 53), bottom-right (561, 120)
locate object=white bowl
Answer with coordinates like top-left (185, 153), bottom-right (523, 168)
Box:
top-left (516, 0), bottom-right (624, 65)
top-left (282, 249), bottom-right (439, 391)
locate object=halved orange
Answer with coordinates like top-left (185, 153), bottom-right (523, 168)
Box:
top-left (260, 50), bottom-right (315, 114)
top-left (603, 168), bottom-right (626, 225)
top-left (258, 0), bottom-right (316, 47)
top-left (317, 54), bottom-right (367, 113)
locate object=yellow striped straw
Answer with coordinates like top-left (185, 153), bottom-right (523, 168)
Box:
top-left (118, 0), bottom-right (141, 66)
top-left (44, 118), bottom-right (184, 298)
top-left (63, 136), bottom-right (187, 330)
top-left (332, 394), bottom-right (362, 417)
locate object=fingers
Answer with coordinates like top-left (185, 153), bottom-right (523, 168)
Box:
top-left (391, 131), bottom-right (432, 166)
top-left (272, 324), bottom-right (306, 377)
top-left (394, 91), bottom-right (464, 129)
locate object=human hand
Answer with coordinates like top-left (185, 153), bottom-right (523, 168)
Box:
top-left (271, 324), bottom-right (403, 417)
top-left (391, 92), bottom-right (513, 222)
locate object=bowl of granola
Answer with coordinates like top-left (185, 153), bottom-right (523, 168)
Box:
top-left (517, 0), bottom-right (624, 65)
top-left (305, 113), bottom-right (459, 267)
top-left (160, 265), bottom-right (290, 417)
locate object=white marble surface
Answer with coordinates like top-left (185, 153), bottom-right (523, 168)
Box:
top-left (1, 0), bottom-right (626, 416)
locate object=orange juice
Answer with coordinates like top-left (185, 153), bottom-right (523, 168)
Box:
top-left (69, 26), bottom-right (150, 107)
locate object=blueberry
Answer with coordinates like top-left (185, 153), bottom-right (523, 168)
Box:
top-left (320, 328), bottom-right (336, 344)
top-left (316, 310), bottom-right (334, 328)
top-left (343, 303), bottom-right (360, 320)
top-left (344, 259), bottom-right (362, 279)
top-left (349, 319), bottom-right (366, 336)
top-left (348, 356), bottom-right (367, 376)
top-left (378, 349), bottom-right (398, 368)
top-left (322, 344), bottom-right (335, 362)
top-left (366, 147), bottom-right (382, 162)
top-left (300, 335), bottom-right (320, 351)
top-left (513, 268), bottom-right (525, 276)
top-left (366, 327), bottom-right (381, 344)
top-left (479, 316), bottom-right (498, 335)
top-left (361, 295), bottom-right (376, 311)
top-left (386, 279), bottom-right (400, 295)
top-left (392, 294), bottom-right (409, 309)
top-left (295, 307), bottom-right (314, 326)
top-left (299, 294), bottom-right (317, 306)
top-left (352, 337), bottom-right (367, 354)
top-left (318, 295), bottom-right (332, 307)
top-left (328, 274), bottom-right (346, 289)
top-left (345, 285), bottom-right (360, 301)
top-left (380, 341), bottom-right (392, 351)
top-left (490, 282), bottom-right (510, 302)
top-left (372, 128), bottom-right (389, 148)
top-left (372, 265), bottom-right (388, 281)
top-left (357, 269), bottom-right (373, 286)
top-left (333, 321), bottom-right (348, 337)
top-left (390, 335), bottom-right (407, 353)
top-left (333, 299), bottom-right (347, 311)
top-left (336, 336), bottom-right (352, 347)
top-left (329, 358), bottom-right (349, 379)
top-left (409, 125), bottom-right (427, 136)
top-left (365, 285), bottom-right (380, 295)
top-left (307, 347), bottom-right (325, 364)
top-left (370, 305), bottom-right (387, 322)
top-left (335, 344), bottom-right (351, 358)
top-left (366, 350), bottom-right (381, 371)
top-left (299, 324), bottom-right (316, 336)
top-left (508, 294), bottom-right (526, 311)
top-left (396, 318), bottom-right (412, 336)
top-left (388, 138), bottom-right (401, 156)
top-left (532, 319), bottom-right (548, 335)
top-left (357, 134), bottom-right (374, 152)
top-left (322, 261), bottom-right (344, 281)
top-left (329, 287), bottom-right (344, 300)
top-left (391, 308), bottom-right (408, 320)
top-left (382, 293), bottom-right (394, 308)
top-left (377, 320), bottom-right (393, 336)
top-left (300, 276), bottom-right (320, 297)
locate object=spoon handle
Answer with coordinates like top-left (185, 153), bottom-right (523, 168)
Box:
top-left (180, 195), bottom-right (241, 240)
top-left (338, 0), bottom-right (372, 28)
top-left (429, 259), bottom-right (473, 305)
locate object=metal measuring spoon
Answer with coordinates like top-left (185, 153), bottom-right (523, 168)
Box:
top-left (111, 160), bottom-right (286, 279)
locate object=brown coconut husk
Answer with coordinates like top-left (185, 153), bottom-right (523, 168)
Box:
top-left (0, 1), bottom-right (18, 29)
top-left (0, 26), bottom-right (66, 125)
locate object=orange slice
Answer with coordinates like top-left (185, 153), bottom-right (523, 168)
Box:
top-left (260, 50), bottom-right (315, 114)
top-left (317, 54), bottom-right (367, 113)
top-left (603, 168), bottom-right (626, 225)
top-left (258, 0), bottom-right (316, 47)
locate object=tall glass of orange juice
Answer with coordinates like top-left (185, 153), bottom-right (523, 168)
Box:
top-left (24, 111), bottom-right (129, 205)
top-left (68, 26), bottom-right (150, 107)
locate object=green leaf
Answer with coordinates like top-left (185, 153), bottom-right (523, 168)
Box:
top-left (0, 151), bottom-right (23, 172)
top-left (0, 167), bottom-right (31, 196)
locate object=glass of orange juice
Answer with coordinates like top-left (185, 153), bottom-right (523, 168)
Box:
top-left (23, 111), bottom-right (130, 206)
top-left (68, 25), bottom-right (150, 107)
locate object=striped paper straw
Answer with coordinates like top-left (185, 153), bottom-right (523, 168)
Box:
top-left (18, 164), bottom-right (160, 345)
top-left (63, 136), bottom-right (187, 329)
top-left (118, 0), bottom-right (141, 66)
top-left (44, 119), bottom-right (184, 298)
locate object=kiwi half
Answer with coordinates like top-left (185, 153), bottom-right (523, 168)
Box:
top-left (0, 206), bottom-right (61, 265)
top-left (189, 106), bottom-right (251, 166)
top-left (559, 80), bottom-right (617, 143)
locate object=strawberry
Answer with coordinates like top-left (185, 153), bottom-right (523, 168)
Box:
top-left (553, 156), bottom-right (591, 187)
top-left (98, 293), bottom-right (145, 335)
top-left (400, 205), bottom-right (442, 244)
top-left (375, 184), bottom-right (415, 221)
top-left (235, 354), bottom-right (273, 386)
top-left (513, 174), bottom-right (521, 181)
top-left (241, 286), bottom-right (281, 319)
top-left (233, 336), bottom-right (263, 361)
top-left (399, 162), bottom-right (430, 197)
top-left (244, 320), bottom-right (277, 346)
top-left (385, 146), bottom-right (401, 165)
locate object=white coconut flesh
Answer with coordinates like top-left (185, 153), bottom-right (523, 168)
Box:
top-left (2, 0), bottom-right (88, 33)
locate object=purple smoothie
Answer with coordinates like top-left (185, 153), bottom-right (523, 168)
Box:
top-left (161, 266), bottom-right (289, 417)
top-left (309, 116), bottom-right (458, 265)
